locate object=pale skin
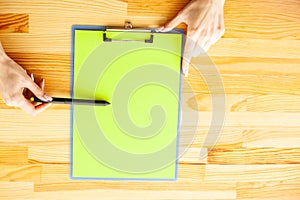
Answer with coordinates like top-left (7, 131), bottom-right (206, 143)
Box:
top-left (0, 0), bottom-right (225, 115)
top-left (157, 0), bottom-right (225, 76)
top-left (0, 42), bottom-right (52, 116)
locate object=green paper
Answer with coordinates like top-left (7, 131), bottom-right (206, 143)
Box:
top-left (72, 28), bottom-right (182, 180)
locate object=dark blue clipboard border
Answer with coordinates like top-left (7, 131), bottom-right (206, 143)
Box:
top-left (70, 25), bottom-right (185, 181)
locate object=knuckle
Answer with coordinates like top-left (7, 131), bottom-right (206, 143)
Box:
top-left (216, 27), bottom-right (225, 36)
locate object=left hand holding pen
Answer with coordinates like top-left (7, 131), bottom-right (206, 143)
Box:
top-left (0, 42), bottom-right (52, 116)
top-left (157, 0), bottom-right (225, 76)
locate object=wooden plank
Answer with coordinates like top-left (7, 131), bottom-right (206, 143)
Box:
top-left (180, 126), bottom-right (243, 148)
top-left (0, 182), bottom-right (33, 200)
top-left (181, 93), bottom-right (247, 112)
top-left (223, 0), bottom-right (300, 40)
top-left (211, 57), bottom-right (300, 76)
top-left (0, 164), bottom-right (41, 182)
top-left (0, 146), bottom-right (28, 164)
top-left (208, 38), bottom-right (300, 59)
top-left (28, 143), bottom-right (69, 164)
top-left (187, 58), bottom-right (300, 95)
top-left (182, 126), bottom-right (300, 149)
top-left (205, 164), bottom-right (300, 182)
top-left (237, 180), bottom-right (300, 199)
top-left (128, 0), bottom-right (190, 16)
top-left (0, 109), bottom-right (69, 144)
top-left (39, 164), bottom-right (205, 186)
top-left (0, 14), bottom-right (29, 33)
top-left (208, 148), bottom-right (300, 164)
top-left (0, 0), bottom-right (127, 16)
top-left (180, 112), bottom-right (300, 127)
top-left (245, 95), bottom-right (300, 112)
top-left (179, 147), bottom-right (207, 164)
top-left (182, 93), bottom-right (300, 113)
top-left (33, 189), bottom-right (236, 200)
top-left (242, 127), bottom-right (300, 148)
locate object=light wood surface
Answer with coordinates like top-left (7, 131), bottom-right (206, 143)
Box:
top-left (0, 0), bottom-right (299, 199)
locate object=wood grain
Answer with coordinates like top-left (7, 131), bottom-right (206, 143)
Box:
top-left (242, 127), bottom-right (300, 148)
top-left (32, 189), bottom-right (236, 200)
top-left (205, 164), bottom-right (300, 182)
top-left (0, 0), bottom-right (300, 199)
top-left (0, 14), bottom-right (29, 33)
top-left (0, 164), bottom-right (41, 182)
top-left (0, 146), bottom-right (28, 165)
top-left (37, 164), bottom-right (206, 190)
top-left (223, 0), bottom-right (300, 40)
top-left (208, 148), bottom-right (300, 164)
top-left (237, 180), bottom-right (300, 200)
top-left (0, 182), bottom-right (33, 200)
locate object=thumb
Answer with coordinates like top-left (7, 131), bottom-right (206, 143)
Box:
top-left (25, 78), bottom-right (52, 101)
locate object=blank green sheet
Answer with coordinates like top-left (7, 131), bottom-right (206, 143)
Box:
top-left (71, 26), bottom-right (183, 180)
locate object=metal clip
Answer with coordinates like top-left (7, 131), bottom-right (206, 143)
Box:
top-left (124, 21), bottom-right (133, 29)
top-left (103, 21), bottom-right (154, 43)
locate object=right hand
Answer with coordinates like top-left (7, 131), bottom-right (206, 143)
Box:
top-left (156, 0), bottom-right (226, 76)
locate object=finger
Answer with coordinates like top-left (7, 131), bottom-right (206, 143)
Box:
top-left (26, 79), bottom-right (45, 106)
top-left (39, 79), bottom-right (45, 90)
top-left (182, 35), bottom-right (197, 77)
top-left (155, 26), bottom-right (165, 32)
top-left (219, 10), bottom-right (225, 34)
top-left (199, 30), bottom-right (212, 53)
top-left (25, 78), bottom-right (52, 102)
top-left (212, 11), bottom-right (225, 42)
top-left (159, 15), bottom-right (184, 32)
top-left (18, 97), bottom-right (36, 116)
top-left (19, 98), bottom-right (51, 116)
top-left (34, 102), bottom-right (52, 116)
top-left (193, 34), bottom-right (208, 56)
top-left (202, 37), bottom-right (212, 52)
top-left (210, 32), bottom-right (222, 46)
top-left (31, 73), bottom-right (34, 82)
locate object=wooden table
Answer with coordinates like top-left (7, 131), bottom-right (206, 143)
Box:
top-left (0, 0), bottom-right (300, 199)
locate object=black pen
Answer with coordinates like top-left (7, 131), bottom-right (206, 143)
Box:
top-left (30, 96), bottom-right (110, 106)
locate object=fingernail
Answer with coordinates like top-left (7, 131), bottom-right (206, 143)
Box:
top-left (31, 73), bottom-right (34, 81)
top-left (42, 79), bottom-right (45, 88)
top-left (44, 94), bottom-right (52, 101)
top-left (156, 26), bottom-right (164, 32)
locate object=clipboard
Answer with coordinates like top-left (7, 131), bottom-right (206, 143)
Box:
top-left (70, 23), bottom-right (184, 181)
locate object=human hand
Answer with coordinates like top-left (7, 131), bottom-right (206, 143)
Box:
top-left (0, 42), bottom-right (52, 116)
top-left (156, 0), bottom-right (225, 76)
